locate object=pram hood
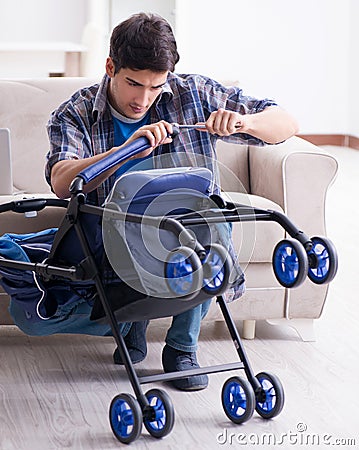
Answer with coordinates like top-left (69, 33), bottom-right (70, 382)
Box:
top-left (103, 167), bottom-right (245, 301)
top-left (106, 166), bottom-right (213, 214)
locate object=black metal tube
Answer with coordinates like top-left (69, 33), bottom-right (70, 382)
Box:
top-left (0, 198), bottom-right (68, 213)
top-left (175, 204), bottom-right (313, 249)
top-left (69, 177), bottom-right (84, 195)
top-left (0, 258), bottom-right (80, 280)
top-left (72, 218), bottom-right (149, 408)
top-left (216, 296), bottom-right (261, 391)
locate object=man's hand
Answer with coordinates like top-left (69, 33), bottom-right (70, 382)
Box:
top-left (205, 108), bottom-right (243, 136)
top-left (126, 120), bottom-right (173, 158)
top-left (201, 106), bottom-right (298, 143)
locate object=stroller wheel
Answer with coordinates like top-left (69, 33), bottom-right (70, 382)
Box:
top-left (272, 239), bottom-right (308, 288)
top-left (109, 393), bottom-right (142, 444)
top-left (165, 246), bottom-right (203, 298)
top-left (221, 376), bottom-right (255, 424)
top-left (307, 236), bottom-right (338, 284)
top-left (202, 244), bottom-right (232, 296)
top-left (143, 388), bottom-right (175, 438)
top-left (255, 372), bottom-right (285, 419)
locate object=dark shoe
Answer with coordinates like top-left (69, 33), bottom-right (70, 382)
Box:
top-left (162, 344), bottom-right (209, 391)
top-left (113, 320), bottom-right (149, 365)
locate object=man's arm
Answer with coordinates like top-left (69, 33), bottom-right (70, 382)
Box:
top-left (50, 150), bottom-right (121, 199)
top-left (50, 121), bottom-right (173, 199)
top-left (204, 106), bottom-right (299, 144)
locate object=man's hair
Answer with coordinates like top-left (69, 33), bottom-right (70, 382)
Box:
top-left (109, 12), bottom-right (180, 73)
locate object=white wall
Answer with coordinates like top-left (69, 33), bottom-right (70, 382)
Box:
top-left (348, 0), bottom-right (359, 136)
top-left (110, 0), bottom-right (175, 30)
top-left (0, 0), bottom-right (87, 43)
top-left (0, 0), bottom-right (357, 136)
top-left (175, 0), bottom-right (353, 135)
top-left (0, 0), bottom-right (88, 77)
top-left (80, 0), bottom-right (111, 78)
top-left (81, 0), bottom-right (176, 78)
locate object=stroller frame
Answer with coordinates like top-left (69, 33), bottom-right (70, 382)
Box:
top-left (0, 136), bottom-right (338, 444)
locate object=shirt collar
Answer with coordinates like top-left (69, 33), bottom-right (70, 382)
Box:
top-left (155, 75), bottom-right (173, 105)
top-left (93, 74), bottom-right (111, 119)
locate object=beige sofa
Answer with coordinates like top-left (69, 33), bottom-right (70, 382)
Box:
top-left (0, 78), bottom-right (338, 340)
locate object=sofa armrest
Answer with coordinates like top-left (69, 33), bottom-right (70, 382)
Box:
top-left (249, 136), bottom-right (338, 236)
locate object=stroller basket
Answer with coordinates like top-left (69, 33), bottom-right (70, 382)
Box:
top-left (0, 135), bottom-right (338, 444)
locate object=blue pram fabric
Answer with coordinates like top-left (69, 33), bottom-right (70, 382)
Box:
top-left (0, 229), bottom-right (96, 323)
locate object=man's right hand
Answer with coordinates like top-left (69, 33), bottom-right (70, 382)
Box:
top-left (125, 120), bottom-right (174, 159)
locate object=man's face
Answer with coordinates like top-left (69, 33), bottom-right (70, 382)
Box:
top-left (106, 58), bottom-right (168, 119)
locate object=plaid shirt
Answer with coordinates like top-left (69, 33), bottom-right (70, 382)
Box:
top-left (46, 73), bottom-right (277, 205)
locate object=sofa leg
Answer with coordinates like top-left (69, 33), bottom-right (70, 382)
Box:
top-left (266, 318), bottom-right (316, 342)
top-left (242, 319), bottom-right (256, 339)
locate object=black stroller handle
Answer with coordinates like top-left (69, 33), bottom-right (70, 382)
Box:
top-left (76, 136), bottom-right (151, 186)
top-left (0, 198), bottom-right (69, 214)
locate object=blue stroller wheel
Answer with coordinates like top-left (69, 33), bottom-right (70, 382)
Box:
top-left (272, 238), bottom-right (308, 288)
top-left (255, 372), bottom-right (285, 419)
top-left (221, 376), bottom-right (255, 424)
top-left (164, 246), bottom-right (203, 298)
top-left (307, 236), bottom-right (338, 284)
top-left (109, 393), bottom-right (142, 444)
top-left (202, 244), bottom-right (232, 296)
top-left (143, 389), bottom-right (175, 438)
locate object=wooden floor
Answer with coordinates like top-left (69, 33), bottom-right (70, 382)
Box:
top-left (1, 146), bottom-right (358, 450)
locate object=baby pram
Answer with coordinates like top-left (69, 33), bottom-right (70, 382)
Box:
top-left (0, 135), bottom-right (338, 444)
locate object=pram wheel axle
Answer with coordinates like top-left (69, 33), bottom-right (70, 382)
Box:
top-left (273, 235), bottom-right (338, 288)
top-left (109, 389), bottom-right (174, 443)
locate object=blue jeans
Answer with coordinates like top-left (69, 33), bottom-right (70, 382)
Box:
top-left (9, 296), bottom-right (212, 353)
top-left (165, 298), bottom-right (212, 353)
top-left (9, 298), bottom-right (131, 337)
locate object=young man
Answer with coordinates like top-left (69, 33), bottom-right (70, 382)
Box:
top-left (44, 13), bottom-right (298, 391)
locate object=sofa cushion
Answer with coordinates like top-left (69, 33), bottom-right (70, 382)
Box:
top-left (216, 140), bottom-right (250, 193)
top-left (0, 78), bottom-right (98, 194)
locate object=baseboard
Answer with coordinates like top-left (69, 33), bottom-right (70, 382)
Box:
top-left (298, 134), bottom-right (359, 150)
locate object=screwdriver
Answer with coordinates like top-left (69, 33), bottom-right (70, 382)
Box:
top-left (172, 123), bottom-right (207, 130)
top-left (171, 122), bottom-right (242, 136)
